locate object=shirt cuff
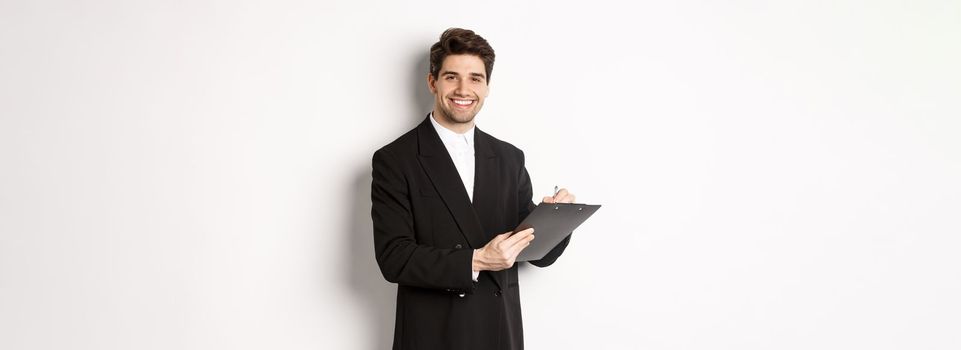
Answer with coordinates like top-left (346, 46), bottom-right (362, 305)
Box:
top-left (471, 270), bottom-right (479, 282)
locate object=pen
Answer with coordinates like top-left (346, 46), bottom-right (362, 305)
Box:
top-left (553, 185), bottom-right (559, 199)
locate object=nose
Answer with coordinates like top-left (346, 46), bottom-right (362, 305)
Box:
top-left (453, 79), bottom-right (469, 96)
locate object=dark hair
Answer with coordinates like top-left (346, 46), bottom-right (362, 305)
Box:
top-left (429, 28), bottom-right (496, 83)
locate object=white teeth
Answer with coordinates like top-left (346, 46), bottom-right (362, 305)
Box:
top-left (453, 99), bottom-right (473, 105)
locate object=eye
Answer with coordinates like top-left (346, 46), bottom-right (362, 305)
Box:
top-left (472, 77), bottom-right (482, 82)
top-left (445, 76), bottom-right (456, 81)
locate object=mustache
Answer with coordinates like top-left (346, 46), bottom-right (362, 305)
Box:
top-left (446, 94), bottom-right (477, 100)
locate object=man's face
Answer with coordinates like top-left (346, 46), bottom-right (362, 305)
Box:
top-left (428, 54), bottom-right (489, 127)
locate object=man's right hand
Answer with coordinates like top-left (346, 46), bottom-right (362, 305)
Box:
top-left (471, 228), bottom-right (535, 272)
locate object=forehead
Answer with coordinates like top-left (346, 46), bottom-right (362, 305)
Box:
top-left (440, 54), bottom-right (486, 75)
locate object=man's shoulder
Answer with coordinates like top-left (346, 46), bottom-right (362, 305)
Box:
top-left (372, 120), bottom-right (528, 162)
top-left (374, 124), bottom-right (419, 159)
top-left (478, 129), bottom-right (525, 160)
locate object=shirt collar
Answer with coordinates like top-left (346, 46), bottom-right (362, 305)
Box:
top-left (429, 112), bottom-right (475, 150)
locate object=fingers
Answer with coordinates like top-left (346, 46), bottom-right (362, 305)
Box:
top-left (491, 231), bottom-right (513, 244)
top-left (487, 229), bottom-right (531, 253)
top-left (504, 229), bottom-right (534, 258)
top-left (508, 233), bottom-right (535, 252)
top-left (479, 229), bottom-right (534, 271)
top-left (503, 228), bottom-right (533, 247)
top-left (542, 196), bottom-right (554, 204)
top-left (498, 230), bottom-right (534, 267)
top-left (552, 188), bottom-right (575, 203)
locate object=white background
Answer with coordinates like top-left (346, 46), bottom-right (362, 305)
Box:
top-left (2, 1), bottom-right (959, 349)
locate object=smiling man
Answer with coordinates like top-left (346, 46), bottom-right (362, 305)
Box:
top-left (370, 28), bottom-right (576, 350)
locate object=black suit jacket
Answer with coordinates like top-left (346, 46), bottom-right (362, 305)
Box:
top-left (371, 116), bottom-right (570, 350)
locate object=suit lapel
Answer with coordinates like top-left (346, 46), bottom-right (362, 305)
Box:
top-left (416, 117), bottom-right (487, 249)
top-left (471, 127), bottom-right (499, 241)
top-left (472, 127), bottom-right (507, 291)
top-left (416, 116), bottom-right (507, 291)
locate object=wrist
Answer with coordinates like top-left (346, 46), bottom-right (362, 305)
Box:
top-left (471, 248), bottom-right (484, 272)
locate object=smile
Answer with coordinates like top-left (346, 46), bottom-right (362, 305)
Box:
top-left (450, 98), bottom-right (475, 108)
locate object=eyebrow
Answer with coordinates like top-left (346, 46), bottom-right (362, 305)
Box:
top-left (440, 71), bottom-right (487, 80)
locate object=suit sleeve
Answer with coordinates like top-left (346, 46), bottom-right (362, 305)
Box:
top-left (371, 149), bottom-right (475, 292)
top-left (516, 150), bottom-right (571, 268)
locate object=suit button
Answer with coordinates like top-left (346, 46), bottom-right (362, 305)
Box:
top-left (454, 244), bottom-right (462, 249)
top-left (458, 293), bottom-right (466, 298)
top-left (494, 291), bottom-right (502, 297)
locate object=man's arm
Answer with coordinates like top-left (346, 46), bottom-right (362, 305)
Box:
top-left (371, 149), bottom-right (474, 292)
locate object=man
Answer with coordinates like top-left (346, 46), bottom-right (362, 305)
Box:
top-left (371, 28), bottom-right (576, 350)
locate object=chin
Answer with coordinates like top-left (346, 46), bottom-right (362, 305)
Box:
top-left (442, 109), bottom-right (477, 124)
top-left (452, 113), bottom-right (476, 124)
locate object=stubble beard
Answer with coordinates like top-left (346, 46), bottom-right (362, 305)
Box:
top-left (437, 102), bottom-right (479, 126)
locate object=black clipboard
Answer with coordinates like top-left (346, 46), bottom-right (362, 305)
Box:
top-left (514, 202), bottom-right (601, 262)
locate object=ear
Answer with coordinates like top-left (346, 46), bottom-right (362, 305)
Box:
top-left (426, 73), bottom-right (436, 94)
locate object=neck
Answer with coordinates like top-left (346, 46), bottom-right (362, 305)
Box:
top-left (432, 108), bottom-right (474, 134)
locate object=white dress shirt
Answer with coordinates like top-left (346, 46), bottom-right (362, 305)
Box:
top-left (429, 113), bottom-right (475, 202)
top-left (429, 113), bottom-right (480, 282)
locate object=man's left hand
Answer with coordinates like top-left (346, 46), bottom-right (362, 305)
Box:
top-left (542, 188), bottom-right (575, 204)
